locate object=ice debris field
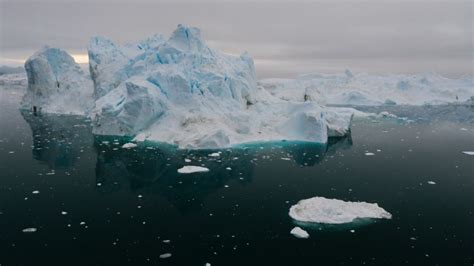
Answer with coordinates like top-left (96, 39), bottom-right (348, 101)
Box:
top-left (9, 24), bottom-right (472, 150)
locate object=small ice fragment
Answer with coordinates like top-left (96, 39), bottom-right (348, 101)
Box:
top-left (460, 128), bottom-right (468, 131)
top-left (281, 157), bottom-right (291, 161)
top-left (427, 181), bottom-right (436, 185)
top-left (208, 152), bottom-right (220, 157)
top-left (32, 190), bottom-right (40, 194)
top-left (462, 151), bottom-right (474, 155)
top-left (290, 227), bottom-right (309, 239)
top-left (22, 228), bottom-right (37, 233)
top-left (205, 263), bottom-right (211, 266)
top-left (365, 152), bottom-right (375, 156)
top-left (163, 240), bottom-right (170, 243)
top-left (61, 211), bottom-right (68, 215)
top-left (8, 151), bottom-right (15, 154)
top-left (184, 158), bottom-right (191, 163)
top-left (177, 166), bottom-right (209, 174)
top-left (122, 143), bottom-right (137, 149)
top-left (159, 253), bottom-right (172, 259)
top-left (350, 230), bottom-right (355, 233)
top-left (226, 167), bottom-right (232, 170)
top-left (79, 222), bottom-right (85, 225)
top-left (97, 183), bottom-right (102, 186)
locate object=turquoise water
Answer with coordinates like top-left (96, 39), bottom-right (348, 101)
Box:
top-left (0, 88), bottom-right (473, 265)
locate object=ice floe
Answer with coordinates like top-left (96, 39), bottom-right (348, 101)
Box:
top-left (122, 142), bottom-right (137, 149)
top-left (177, 166), bottom-right (210, 174)
top-left (289, 197), bottom-right (392, 224)
top-left (290, 226), bottom-right (309, 238)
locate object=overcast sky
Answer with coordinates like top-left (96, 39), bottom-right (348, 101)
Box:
top-left (1, 0), bottom-right (472, 78)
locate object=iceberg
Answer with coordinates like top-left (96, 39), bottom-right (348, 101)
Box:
top-left (89, 25), bottom-right (353, 149)
top-left (22, 47), bottom-right (94, 115)
top-left (289, 197), bottom-right (392, 224)
top-left (259, 71), bottom-right (474, 106)
top-left (21, 25), bottom-right (354, 149)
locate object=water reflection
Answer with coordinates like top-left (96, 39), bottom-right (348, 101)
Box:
top-left (22, 113), bottom-right (353, 212)
top-left (21, 111), bottom-right (93, 169)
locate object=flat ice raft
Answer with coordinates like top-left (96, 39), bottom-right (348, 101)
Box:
top-left (289, 197), bottom-right (392, 224)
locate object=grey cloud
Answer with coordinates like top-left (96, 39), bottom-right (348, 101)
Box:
top-left (1, 1), bottom-right (472, 78)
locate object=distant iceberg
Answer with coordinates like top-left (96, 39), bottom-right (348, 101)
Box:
top-left (289, 197), bottom-right (392, 224)
top-left (260, 71), bottom-right (474, 106)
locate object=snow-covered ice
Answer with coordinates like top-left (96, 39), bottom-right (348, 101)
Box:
top-left (177, 165), bottom-right (210, 174)
top-left (22, 47), bottom-right (94, 115)
top-left (290, 226), bottom-right (309, 238)
top-left (289, 197), bottom-right (392, 224)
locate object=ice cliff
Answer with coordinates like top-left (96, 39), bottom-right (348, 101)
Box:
top-left (21, 47), bottom-right (94, 115)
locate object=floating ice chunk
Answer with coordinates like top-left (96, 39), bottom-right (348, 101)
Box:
top-left (122, 142), bottom-right (137, 149)
top-left (462, 151), bottom-right (474, 155)
top-left (32, 190), bottom-right (40, 194)
top-left (177, 166), bottom-right (210, 174)
top-left (290, 226), bottom-right (309, 239)
top-left (61, 211), bottom-right (68, 215)
top-left (427, 181), bottom-right (436, 185)
top-left (365, 152), bottom-right (375, 156)
top-left (159, 253), bottom-right (172, 259)
top-left (208, 152), bottom-right (220, 157)
top-left (184, 158), bottom-right (191, 163)
top-left (289, 197), bottom-right (392, 224)
top-left (22, 228), bottom-right (37, 233)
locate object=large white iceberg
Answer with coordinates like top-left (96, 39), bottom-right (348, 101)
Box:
top-left (260, 70), bottom-right (474, 106)
top-left (20, 25), bottom-right (354, 149)
top-left (22, 47), bottom-right (94, 115)
top-left (89, 25), bottom-right (352, 149)
top-left (289, 196), bottom-right (392, 224)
